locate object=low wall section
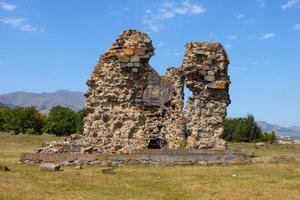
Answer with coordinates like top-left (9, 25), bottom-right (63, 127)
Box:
top-left (20, 149), bottom-right (250, 165)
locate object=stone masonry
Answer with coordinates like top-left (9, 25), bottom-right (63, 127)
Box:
top-left (38, 29), bottom-right (231, 154)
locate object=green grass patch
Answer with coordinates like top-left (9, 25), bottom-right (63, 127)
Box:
top-left (0, 132), bottom-right (299, 200)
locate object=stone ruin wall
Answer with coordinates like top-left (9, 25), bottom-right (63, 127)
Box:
top-left (38, 29), bottom-right (231, 154)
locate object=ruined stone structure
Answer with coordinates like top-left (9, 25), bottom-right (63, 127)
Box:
top-left (38, 29), bottom-right (231, 154)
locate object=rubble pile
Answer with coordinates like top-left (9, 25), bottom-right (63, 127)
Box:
top-left (38, 29), bottom-right (231, 154)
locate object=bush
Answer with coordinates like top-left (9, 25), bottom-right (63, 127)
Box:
top-left (223, 114), bottom-right (262, 142)
top-left (43, 106), bottom-right (78, 136)
top-left (0, 107), bottom-right (45, 134)
top-left (260, 131), bottom-right (276, 143)
top-left (18, 107), bottom-right (45, 134)
top-left (0, 108), bottom-right (21, 133)
top-left (76, 108), bottom-right (89, 134)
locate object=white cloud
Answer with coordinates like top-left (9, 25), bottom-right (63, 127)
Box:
top-left (142, 0), bottom-right (205, 32)
top-left (257, 33), bottom-right (275, 40)
top-left (0, 17), bottom-right (26, 26)
top-left (20, 24), bottom-right (43, 32)
top-left (227, 34), bottom-right (237, 40)
top-left (281, 0), bottom-right (299, 10)
top-left (252, 60), bottom-right (270, 66)
top-left (237, 14), bottom-right (244, 19)
top-left (256, 0), bottom-right (266, 7)
top-left (293, 24), bottom-right (300, 31)
top-left (0, 16), bottom-right (42, 32)
top-left (0, 1), bottom-right (16, 11)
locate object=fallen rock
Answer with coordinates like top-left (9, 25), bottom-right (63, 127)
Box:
top-left (39, 163), bottom-right (60, 171)
top-left (251, 156), bottom-right (296, 164)
top-left (0, 165), bottom-right (10, 171)
top-left (269, 156), bottom-right (295, 164)
top-left (255, 142), bottom-right (265, 148)
top-left (100, 167), bottom-right (115, 174)
top-left (75, 165), bottom-right (82, 170)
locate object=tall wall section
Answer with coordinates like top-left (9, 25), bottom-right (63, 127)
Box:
top-left (182, 42), bottom-right (231, 150)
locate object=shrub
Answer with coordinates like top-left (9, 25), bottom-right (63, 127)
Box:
top-left (43, 106), bottom-right (77, 136)
top-left (223, 114), bottom-right (262, 142)
top-left (76, 108), bottom-right (89, 134)
top-left (18, 107), bottom-right (45, 134)
top-left (0, 107), bottom-right (45, 134)
top-left (0, 107), bottom-right (23, 133)
top-left (260, 131), bottom-right (276, 143)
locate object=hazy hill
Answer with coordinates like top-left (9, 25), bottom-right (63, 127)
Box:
top-left (257, 121), bottom-right (300, 140)
top-left (0, 90), bottom-right (85, 113)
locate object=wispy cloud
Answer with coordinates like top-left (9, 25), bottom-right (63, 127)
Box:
top-left (142, 0), bottom-right (206, 32)
top-left (252, 60), bottom-right (271, 65)
top-left (0, 16), bottom-right (43, 32)
top-left (0, 1), bottom-right (16, 11)
top-left (237, 14), bottom-right (244, 19)
top-left (0, 17), bottom-right (26, 26)
top-left (257, 33), bottom-right (275, 40)
top-left (281, 0), bottom-right (299, 10)
top-left (293, 24), bottom-right (300, 31)
top-left (227, 34), bottom-right (237, 40)
top-left (256, 0), bottom-right (266, 7)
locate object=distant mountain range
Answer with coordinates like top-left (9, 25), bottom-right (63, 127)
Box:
top-left (257, 121), bottom-right (300, 141)
top-left (0, 90), bottom-right (85, 113)
top-left (0, 90), bottom-right (299, 140)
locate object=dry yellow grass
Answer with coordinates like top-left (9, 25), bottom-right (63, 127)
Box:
top-left (0, 133), bottom-right (299, 200)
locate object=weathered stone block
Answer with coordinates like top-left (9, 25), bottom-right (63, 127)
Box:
top-left (207, 81), bottom-right (226, 89)
top-left (124, 48), bottom-right (134, 56)
top-left (100, 167), bottom-right (115, 174)
top-left (205, 75), bottom-right (215, 82)
top-left (118, 54), bottom-right (129, 62)
top-left (134, 63), bottom-right (141, 67)
top-left (130, 55), bottom-right (140, 62)
top-left (132, 68), bottom-right (138, 73)
top-left (127, 63), bottom-right (134, 67)
top-left (39, 163), bottom-right (60, 171)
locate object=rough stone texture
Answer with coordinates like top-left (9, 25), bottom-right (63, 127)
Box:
top-left (100, 167), bottom-right (115, 174)
top-left (21, 150), bottom-right (250, 165)
top-left (39, 163), bottom-right (60, 171)
top-left (182, 42), bottom-right (231, 150)
top-left (37, 29), bottom-right (231, 154)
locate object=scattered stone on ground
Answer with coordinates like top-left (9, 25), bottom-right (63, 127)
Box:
top-left (39, 163), bottom-right (60, 171)
top-left (251, 156), bottom-right (296, 164)
top-left (255, 142), bottom-right (265, 148)
top-left (269, 156), bottom-right (296, 163)
top-left (100, 167), bottom-right (115, 174)
top-left (75, 165), bottom-right (82, 170)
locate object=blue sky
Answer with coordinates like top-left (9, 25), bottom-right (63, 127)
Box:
top-left (0, 0), bottom-right (299, 126)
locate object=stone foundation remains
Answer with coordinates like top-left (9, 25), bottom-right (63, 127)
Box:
top-left (38, 29), bottom-right (231, 154)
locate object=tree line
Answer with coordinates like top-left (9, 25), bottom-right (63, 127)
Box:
top-left (222, 115), bottom-right (276, 143)
top-left (0, 106), bottom-right (88, 136)
top-left (0, 106), bottom-right (276, 142)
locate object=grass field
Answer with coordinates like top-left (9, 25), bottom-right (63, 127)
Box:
top-left (0, 133), bottom-right (299, 200)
